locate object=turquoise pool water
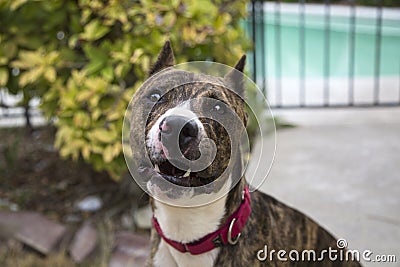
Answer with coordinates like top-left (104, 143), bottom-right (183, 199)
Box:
top-left (248, 5), bottom-right (400, 79)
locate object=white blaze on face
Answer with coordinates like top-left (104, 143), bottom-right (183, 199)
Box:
top-left (146, 101), bottom-right (206, 160)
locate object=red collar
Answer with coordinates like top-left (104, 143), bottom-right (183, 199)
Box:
top-left (152, 186), bottom-right (251, 255)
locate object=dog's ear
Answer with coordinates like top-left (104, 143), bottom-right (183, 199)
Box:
top-left (224, 55), bottom-right (246, 98)
top-left (149, 40), bottom-right (175, 76)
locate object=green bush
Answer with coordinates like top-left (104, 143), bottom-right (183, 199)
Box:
top-left (0, 0), bottom-right (250, 180)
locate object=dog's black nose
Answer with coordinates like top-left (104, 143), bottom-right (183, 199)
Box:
top-left (159, 115), bottom-right (198, 153)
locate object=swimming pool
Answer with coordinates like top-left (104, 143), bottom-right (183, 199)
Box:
top-left (251, 3), bottom-right (400, 78)
top-left (247, 3), bottom-right (400, 106)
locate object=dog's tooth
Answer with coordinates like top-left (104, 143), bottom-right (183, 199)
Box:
top-left (183, 169), bottom-right (191, 178)
top-left (155, 164), bottom-right (160, 172)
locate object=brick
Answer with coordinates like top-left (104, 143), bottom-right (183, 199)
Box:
top-left (69, 222), bottom-right (98, 263)
top-left (109, 232), bottom-right (150, 267)
top-left (0, 211), bottom-right (66, 255)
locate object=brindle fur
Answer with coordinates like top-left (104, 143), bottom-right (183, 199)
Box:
top-left (148, 179), bottom-right (362, 267)
top-left (131, 41), bottom-right (362, 267)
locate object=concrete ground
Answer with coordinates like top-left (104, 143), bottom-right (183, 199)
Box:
top-left (250, 107), bottom-right (400, 266)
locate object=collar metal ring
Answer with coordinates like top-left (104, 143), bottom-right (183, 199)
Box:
top-left (227, 218), bottom-right (241, 245)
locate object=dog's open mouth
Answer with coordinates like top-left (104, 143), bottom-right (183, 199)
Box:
top-left (153, 160), bottom-right (213, 187)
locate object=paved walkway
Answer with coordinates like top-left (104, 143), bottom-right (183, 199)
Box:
top-left (252, 107), bottom-right (400, 267)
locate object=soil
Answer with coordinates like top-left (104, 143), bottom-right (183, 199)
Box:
top-left (0, 126), bottom-right (148, 229)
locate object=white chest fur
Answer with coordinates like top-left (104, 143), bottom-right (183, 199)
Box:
top-left (154, 239), bottom-right (220, 267)
top-left (152, 186), bottom-right (229, 267)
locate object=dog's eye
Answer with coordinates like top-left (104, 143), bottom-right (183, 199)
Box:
top-left (212, 104), bottom-right (225, 115)
top-left (149, 92), bottom-right (161, 102)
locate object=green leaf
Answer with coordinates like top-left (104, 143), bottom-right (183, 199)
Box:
top-left (83, 45), bottom-right (108, 75)
top-left (85, 60), bottom-right (105, 75)
top-left (101, 66), bottom-right (114, 81)
top-left (0, 42), bottom-right (17, 60)
top-left (84, 45), bottom-right (108, 62)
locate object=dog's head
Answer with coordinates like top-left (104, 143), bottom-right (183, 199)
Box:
top-left (129, 41), bottom-right (248, 201)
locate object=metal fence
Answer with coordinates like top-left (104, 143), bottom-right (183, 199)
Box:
top-left (0, 89), bottom-right (43, 128)
top-left (248, 0), bottom-right (400, 108)
top-left (1, 2), bottom-right (400, 127)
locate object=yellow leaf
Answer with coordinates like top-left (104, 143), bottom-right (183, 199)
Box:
top-left (0, 57), bottom-right (8, 65)
top-left (55, 126), bottom-right (73, 148)
top-left (11, 59), bottom-right (31, 69)
top-left (44, 67), bottom-right (56, 82)
top-left (73, 112), bottom-right (91, 128)
top-left (106, 111), bottom-right (120, 121)
top-left (71, 70), bottom-right (86, 85)
top-left (89, 95), bottom-right (100, 107)
top-left (10, 0), bottom-right (28, 10)
top-left (82, 145), bottom-right (91, 161)
top-left (76, 90), bottom-right (93, 102)
top-left (89, 128), bottom-right (115, 143)
top-left (60, 146), bottom-right (71, 158)
top-left (129, 49), bottom-right (143, 64)
top-left (108, 169), bottom-right (120, 182)
top-left (80, 19), bottom-right (110, 41)
top-left (84, 77), bottom-right (107, 92)
top-left (112, 142), bottom-right (121, 157)
top-left (103, 145), bottom-right (114, 163)
top-left (91, 145), bottom-right (103, 154)
top-left (46, 51), bottom-right (60, 64)
top-left (70, 139), bottom-right (85, 150)
top-left (140, 56), bottom-right (150, 72)
top-left (18, 67), bottom-right (44, 87)
top-left (18, 72), bottom-right (30, 87)
top-left (91, 109), bottom-right (102, 121)
top-left (182, 26), bottom-right (196, 42)
top-left (0, 68), bottom-right (9, 86)
top-left (19, 50), bottom-right (44, 66)
top-left (115, 63), bottom-right (130, 79)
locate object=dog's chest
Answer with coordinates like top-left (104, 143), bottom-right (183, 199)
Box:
top-left (152, 191), bottom-right (228, 267)
top-left (154, 239), bottom-right (220, 267)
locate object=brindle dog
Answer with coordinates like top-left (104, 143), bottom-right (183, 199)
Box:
top-left (129, 41), bottom-right (362, 267)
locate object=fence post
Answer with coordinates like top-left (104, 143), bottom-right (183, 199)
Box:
top-left (274, 0), bottom-right (282, 107)
top-left (323, 0), bottom-right (331, 107)
top-left (299, 0), bottom-right (306, 107)
top-left (24, 105), bottom-right (32, 131)
top-left (348, 0), bottom-right (356, 106)
top-left (251, 0), bottom-right (257, 84)
top-left (373, 0), bottom-right (383, 105)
